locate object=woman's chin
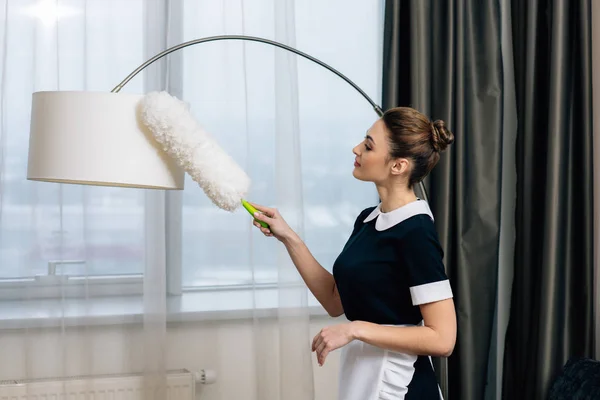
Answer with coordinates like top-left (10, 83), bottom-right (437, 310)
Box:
top-left (352, 169), bottom-right (368, 181)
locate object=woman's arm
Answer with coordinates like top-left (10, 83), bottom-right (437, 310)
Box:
top-left (251, 204), bottom-right (344, 317)
top-left (312, 298), bottom-right (456, 365)
top-left (312, 220), bottom-right (456, 365)
top-left (352, 298), bottom-right (456, 357)
top-left (281, 233), bottom-right (344, 317)
top-left (349, 222), bottom-right (456, 357)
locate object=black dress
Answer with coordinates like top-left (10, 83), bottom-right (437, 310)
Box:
top-left (332, 200), bottom-right (452, 400)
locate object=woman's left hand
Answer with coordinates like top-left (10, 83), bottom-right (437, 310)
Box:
top-left (312, 322), bottom-right (358, 366)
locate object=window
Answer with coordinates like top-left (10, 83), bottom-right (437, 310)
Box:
top-left (179, 0), bottom-right (383, 288)
top-left (0, 0), bottom-right (148, 299)
top-left (0, 0), bottom-right (383, 302)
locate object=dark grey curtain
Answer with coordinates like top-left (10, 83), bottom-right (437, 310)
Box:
top-left (382, 1), bottom-right (504, 399)
top-left (502, 1), bottom-right (595, 399)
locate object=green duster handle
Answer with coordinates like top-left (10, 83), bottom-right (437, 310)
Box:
top-left (241, 199), bottom-right (270, 229)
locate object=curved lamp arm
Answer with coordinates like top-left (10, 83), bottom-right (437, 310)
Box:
top-left (111, 35), bottom-right (383, 115)
top-left (111, 34), bottom-right (429, 202)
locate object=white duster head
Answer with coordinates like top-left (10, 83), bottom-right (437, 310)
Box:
top-left (139, 91), bottom-right (250, 212)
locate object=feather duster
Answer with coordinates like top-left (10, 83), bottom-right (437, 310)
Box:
top-left (139, 91), bottom-right (250, 212)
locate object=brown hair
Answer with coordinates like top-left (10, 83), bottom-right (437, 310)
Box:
top-left (381, 107), bottom-right (454, 187)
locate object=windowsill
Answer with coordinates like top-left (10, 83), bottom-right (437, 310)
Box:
top-left (0, 288), bottom-right (334, 330)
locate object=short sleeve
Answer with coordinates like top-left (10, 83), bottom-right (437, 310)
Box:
top-left (398, 223), bottom-right (453, 306)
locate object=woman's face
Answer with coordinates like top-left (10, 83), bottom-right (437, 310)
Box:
top-left (352, 119), bottom-right (410, 184)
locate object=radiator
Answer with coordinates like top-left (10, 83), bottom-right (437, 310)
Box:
top-left (0, 369), bottom-right (198, 400)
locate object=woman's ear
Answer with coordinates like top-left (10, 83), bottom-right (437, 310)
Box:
top-left (390, 158), bottom-right (410, 176)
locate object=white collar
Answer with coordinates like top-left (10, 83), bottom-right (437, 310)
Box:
top-left (363, 199), bottom-right (434, 231)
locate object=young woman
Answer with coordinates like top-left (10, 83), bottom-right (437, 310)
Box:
top-left (251, 107), bottom-right (456, 399)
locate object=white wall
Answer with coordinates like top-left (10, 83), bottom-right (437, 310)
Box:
top-left (0, 315), bottom-right (342, 400)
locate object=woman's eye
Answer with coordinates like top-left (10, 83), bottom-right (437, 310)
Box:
top-left (364, 144), bottom-right (372, 151)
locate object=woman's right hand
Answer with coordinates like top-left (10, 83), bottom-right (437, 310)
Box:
top-left (250, 202), bottom-right (295, 243)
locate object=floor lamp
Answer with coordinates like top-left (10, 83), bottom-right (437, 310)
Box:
top-left (25, 34), bottom-right (441, 395)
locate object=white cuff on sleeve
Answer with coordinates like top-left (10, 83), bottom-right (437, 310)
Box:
top-left (410, 279), bottom-right (453, 305)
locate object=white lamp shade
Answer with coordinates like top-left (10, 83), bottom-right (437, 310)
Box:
top-left (27, 91), bottom-right (185, 190)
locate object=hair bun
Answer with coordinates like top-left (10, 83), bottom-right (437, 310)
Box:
top-left (430, 120), bottom-right (454, 152)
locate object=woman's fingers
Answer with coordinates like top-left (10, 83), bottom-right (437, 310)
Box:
top-left (248, 202), bottom-right (275, 215)
top-left (253, 212), bottom-right (274, 224)
top-left (319, 347), bottom-right (330, 366)
top-left (315, 340), bottom-right (328, 366)
top-left (312, 333), bottom-right (321, 351)
top-left (253, 221), bottom-right (273, 236)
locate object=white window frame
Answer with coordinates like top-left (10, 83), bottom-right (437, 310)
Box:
top-left (0, 260), bottom-right (144, 301)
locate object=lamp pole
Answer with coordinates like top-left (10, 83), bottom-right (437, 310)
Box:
top-left (111, 34), bottom-right (430, 203)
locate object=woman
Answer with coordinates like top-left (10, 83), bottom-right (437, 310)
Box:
top-left (251, 107), bottom-right (456, 399)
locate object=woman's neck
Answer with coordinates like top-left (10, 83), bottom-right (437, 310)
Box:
top-left (376, 183), bottom-right (418, 213)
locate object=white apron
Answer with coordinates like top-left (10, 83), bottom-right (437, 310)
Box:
top-left (337, 333), bottom-right (443, 400)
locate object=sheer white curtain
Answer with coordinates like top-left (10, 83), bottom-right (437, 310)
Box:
top-left (0, 0), bottom-right (383, 399)
top-left (178, 1), bottom-right (382, 397)
top-left (0, 0), bottom-right (170, 398)
top-left (178, 1), bottom-right (315, 398)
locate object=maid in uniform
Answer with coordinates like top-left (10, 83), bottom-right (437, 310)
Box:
top-left (252, 107), bottom-right (456, 399)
